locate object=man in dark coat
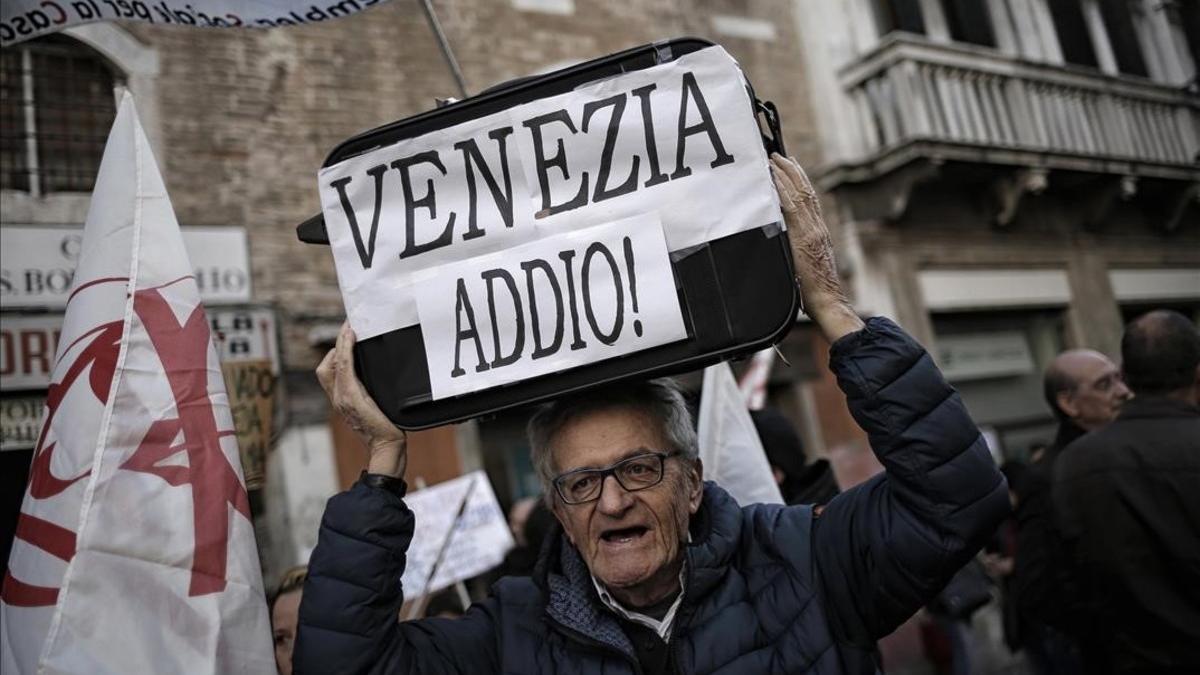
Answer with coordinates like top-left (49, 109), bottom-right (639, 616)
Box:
top-left (1054, 310), bottom-right (1200, 674)
top-left (293, 156), bottom-right (1010, 674)
top-left (999, 347), bottom-right (1132, 670)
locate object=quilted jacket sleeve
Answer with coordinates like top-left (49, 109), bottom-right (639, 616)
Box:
top-left (812, 317), bottom-right (1010, 645)
top-left (293, 480), bottom-right (499, 675)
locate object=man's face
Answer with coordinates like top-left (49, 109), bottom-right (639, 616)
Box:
top-left (549, 406), bottom-right (702, 600)
top-left (1058, 352), bottom-right (1132, 430)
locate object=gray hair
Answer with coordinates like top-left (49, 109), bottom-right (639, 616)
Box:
top-left (526, 378), bottom-right (698, 498)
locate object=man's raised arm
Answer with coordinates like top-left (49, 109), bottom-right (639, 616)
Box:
top-left (292, 324), bottom-right (499, 675)
top-left (771, 155), bottom-right (1010, 645)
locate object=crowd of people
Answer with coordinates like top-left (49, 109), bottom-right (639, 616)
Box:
top-left (263, 155), bottom-right (1198, 674)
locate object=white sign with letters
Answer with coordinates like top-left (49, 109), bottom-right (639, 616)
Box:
top-left (936, 332), bottom-right (1035, 382)
top-left (400, 471), bottom-right (514, 595)
top-left (416, 214), bottom-right (686, 400)
top-left (0, 225), bottom-right (251, 308)
top-left (320, 45), bottom-right (781, 341)
top-left (209, 307), bottom-right (279, 370)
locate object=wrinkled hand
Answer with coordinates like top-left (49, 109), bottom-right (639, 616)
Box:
top-left (316, 322), bottom-right (407, 477)
top-left (770, 153), bottom-right (864, 342)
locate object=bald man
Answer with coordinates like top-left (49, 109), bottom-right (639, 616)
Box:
top-left (1002, 349), bottom-right (1131, 674)
top-left (1042, 349), bottom-right (1131, 461)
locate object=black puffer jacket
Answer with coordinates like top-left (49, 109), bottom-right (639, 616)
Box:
top-left (294, 318), bottom-right (1009, 674)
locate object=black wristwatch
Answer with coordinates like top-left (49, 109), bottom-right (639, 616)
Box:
top-left (359, 471), bottom-right (407, 498)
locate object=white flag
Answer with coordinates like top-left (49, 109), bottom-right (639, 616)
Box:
top-left (737, 348), bottom-right (776, 411)
top-left (698, 362), bottom-right (784, 506)
top-left (1, 93), bottom-right (274, 674)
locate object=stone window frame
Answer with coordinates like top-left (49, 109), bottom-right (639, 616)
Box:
top-left (0, 24), bottom-right (159, 226)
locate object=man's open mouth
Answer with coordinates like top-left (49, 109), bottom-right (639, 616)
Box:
top-left (600, 526), bottom-right (649, 544)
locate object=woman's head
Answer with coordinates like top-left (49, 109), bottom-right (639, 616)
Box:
top-left (269, 566), bottom-right (307, 675)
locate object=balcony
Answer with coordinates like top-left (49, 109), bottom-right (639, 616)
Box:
top-left (822, 35), bottom-right (1200, 228)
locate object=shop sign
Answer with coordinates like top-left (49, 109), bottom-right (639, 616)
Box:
top-left (1, 394), bottom-right (44, 451)
top-left (1, 225), bottom-right (251, 309)
top-left (937, 332), bottom-right (1034, 382)
top-left (0, 314), bottom-right (62, 391)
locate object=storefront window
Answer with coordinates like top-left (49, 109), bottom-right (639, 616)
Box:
top-left (932, 310), bottom-right (1066, 462)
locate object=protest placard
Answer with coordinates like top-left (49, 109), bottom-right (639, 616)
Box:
top-left (415, 213), bottom-right (687, 400)
top-left (319, 45), bottom-right (780, 348)
top-left (400, 471), bottom-right (514, 595)
top-left (220, 359), bottom-right (275, 490)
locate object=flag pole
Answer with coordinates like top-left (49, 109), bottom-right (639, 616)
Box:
top-left (419, 0), bottom-right (470, 99)
top-left (404, 477), bottom-right (478, 620)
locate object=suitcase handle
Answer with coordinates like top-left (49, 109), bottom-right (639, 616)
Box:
top-left (756, 99), bottom-right (786, 157)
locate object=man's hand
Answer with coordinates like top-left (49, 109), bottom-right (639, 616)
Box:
top-left (770, 153), bottom-right (865, 343)
top-left (316, 322), bottom-right (407, 477)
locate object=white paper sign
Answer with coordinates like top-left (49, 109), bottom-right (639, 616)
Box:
top-left (320, 45), bottom-right (781, 340)
top-left (401, 471), bottom-right (514, 595)
top-left (416, 214), bottom-right (686, 400)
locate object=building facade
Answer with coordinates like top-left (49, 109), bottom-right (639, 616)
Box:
top-left (795, 0), bottom-right (1200, 457)
top-left (4, 0), bottom-right (1196, 591)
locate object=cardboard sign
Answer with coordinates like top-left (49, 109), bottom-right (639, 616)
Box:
top-left (400, 471), bottom-right (514, 595)
top-left (415, 214), bottom-right (686, 400)
top-left (221, 360), bottom-right (275, 490)
top-left (320, 45), bottom-right (781, 342)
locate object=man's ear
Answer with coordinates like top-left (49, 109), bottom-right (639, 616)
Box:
top-left (687, 458), bottom-right (704, 514)
top-left (1056, 390), bottom-right (1079, 420)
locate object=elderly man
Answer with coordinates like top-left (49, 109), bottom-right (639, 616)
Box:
top-left (1042, 349), bottom-right (1131, 461)
top-left (1001, 347), bottom-right (1131, 673)
top-left (1054, 311), bottom-right (1200, 673)
top-left (294, 156), bottom-right (1009, 674)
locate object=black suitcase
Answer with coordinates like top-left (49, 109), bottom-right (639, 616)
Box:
top-left (298, 37), bottom-right (797, 429)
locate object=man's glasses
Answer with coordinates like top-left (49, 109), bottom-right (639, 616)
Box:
top-left (552, 451), bottom-right (676, 505)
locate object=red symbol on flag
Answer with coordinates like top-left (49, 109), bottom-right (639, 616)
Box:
top-left (2, 320), bottom-right (123, 607)
top-left (119, 287), bottom-right (250, 597)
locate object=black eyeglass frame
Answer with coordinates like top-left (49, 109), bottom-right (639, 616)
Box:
top-left (552, 451), bottom-right (681, 505)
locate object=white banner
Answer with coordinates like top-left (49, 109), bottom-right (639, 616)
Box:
top-left (400, 471), bottom-right (514, 596)
top-left (416, 214), bottom-right (686, 400)
top-left (321, 46), bottom-right (781, 341)
top-left (1, 0), bottom-right (392, 46)
top-left (1, 225), bottom-right (252, 308)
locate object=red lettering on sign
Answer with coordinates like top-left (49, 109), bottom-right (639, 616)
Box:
top-left (0, 330), bottom-right (12, 376)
